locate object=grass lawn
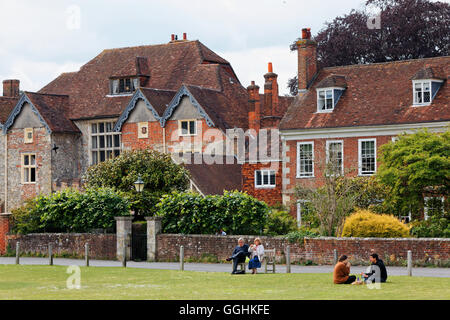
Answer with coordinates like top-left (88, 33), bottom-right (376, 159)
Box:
top-left (0, 265), bottom-right (449, 300)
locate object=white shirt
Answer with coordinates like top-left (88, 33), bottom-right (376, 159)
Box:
top-left (248, 244), bottom-right (265, 260)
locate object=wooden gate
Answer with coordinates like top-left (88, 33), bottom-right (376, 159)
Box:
top-left (131, 222), bottom-right (147, 261)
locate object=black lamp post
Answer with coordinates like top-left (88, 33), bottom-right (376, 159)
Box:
top-left (133, 175), bottom-right (145, 220)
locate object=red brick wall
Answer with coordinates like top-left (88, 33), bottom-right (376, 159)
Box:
top-left (156, 234), bottom-right (450, 265)
top-left (5, 233), bottom-right (116, 259)
top-left (284, 135), bottom-right (394, 212)
top-left (242, 162), bottom-right (282, 207)
top-left (0, 214), bottom-right (11, 254)
top-left (122, 121), bottom-right (163, 150)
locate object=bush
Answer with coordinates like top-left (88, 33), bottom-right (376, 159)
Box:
top-left (155, 191), bottom-right (269, 235)
top-left (84, 149), bottom-right (189, 216)
top-left (264, 209), bottom-right (298, 236)
top-left (341, 209), bottom-right (410, 238)
top-left (11, 188), bottom-right (130, 234)
top-left (285, 227), bottom-right (320, 244)
top-left (410, 210), bottom-right (450, 238)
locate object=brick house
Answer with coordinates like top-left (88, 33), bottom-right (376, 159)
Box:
top-left (279, 29), bottom-right (449, 224)
top-left (0, 34), bottom-right (289, 212)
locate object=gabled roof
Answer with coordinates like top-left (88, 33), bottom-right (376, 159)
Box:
top-left (316, 74), bottom-right (347, 89)
top-left (280, 56), bottom-right (450, 131)
top-left (3, 92), bottom-right (79, 134)
top-left (39, 40), bottom-right (242, 121)
top-left (114, 87), bottom-right (176, 131)
top-left (411, 66), bottom-right (445, 80)
top-left (0, 97), bottom-right (18, 128)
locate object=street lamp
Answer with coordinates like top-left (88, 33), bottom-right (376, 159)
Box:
top-left (134, 175), bottom-right (145, 193)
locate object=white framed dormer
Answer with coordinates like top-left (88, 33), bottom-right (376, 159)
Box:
top-left (316, 87), bottom-right (345, 113)
top-left (358, 138), bottom-right (376, 176)
top-left (412, 79), bottom-right (444, 106)
top-left (178, 119), bottom-right (197, 137)
top-left (424, 196), bottom-right (445, 221)
top-left (326, 140), bottom-right (344, 175)
top-left (297, 141), bottom-right (314, 178)
top-left (254, 170), bottom-right (276, 188)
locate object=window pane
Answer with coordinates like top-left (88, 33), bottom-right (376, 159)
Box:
top-left (263, 172), bottom-right (269, 185)
top-left (106, 150), bottom-right (112, 160)
top-left (107, 135), bottom-right (112, 148)
top-left (106, 122), bottom-right (112, 132)
top-left (92, 152), bottom-right (98, 165)
top-left (114, 150), bottom-right (120, 157)
top-left (189, 121), bottom-right (196, 135)
top-left (30, 155), bottom-right (36, 166)
top-left (125, 78), bottom-right (131, 92)
top-left (255, 171), bottom-right (262, 186)
top-left (119, 79), bottom-right (125, 93)
top-left (270, 172), bottom-right (275, 185)
top-left (24, 155), bottom-right (29, 166)
top-left (99, 136), bottom-right (105, 148)
top-left (100, 151), bottom-right (105, 162)
top-left (99, 123), bottom-right (105, 133)
top-left (24, 168), bottom-right (29, 182)
top-left (30, 168), bottom-right (36, 182)
top-left (92, 136), bottom-right (97, 149)
top-left (423, 91), bottom-right (430, 102)
top-left (181, 121), bottom-right (188, 135)
top-left (114, 135), bottom-right (120, 148)
top-left (91, 123), bottom-right (97, 134)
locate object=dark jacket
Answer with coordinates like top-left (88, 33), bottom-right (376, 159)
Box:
top-left (365, 259), bottom-right (388, 282)
top-left (232, 244), bottom-right (250, 257)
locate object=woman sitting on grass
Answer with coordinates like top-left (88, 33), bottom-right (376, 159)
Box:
top-left (248, 238), bottom-right (264, 274)
top-left (333, 255), bottom-right (356, 284)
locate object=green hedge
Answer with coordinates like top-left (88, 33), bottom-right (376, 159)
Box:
top-left (11, 188), bottom-right (130, 234)
top-left (155, 191), bottom-right (269, 235)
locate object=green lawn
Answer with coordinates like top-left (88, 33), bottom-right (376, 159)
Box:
top-left (0, 265), bottom-right (449, 300)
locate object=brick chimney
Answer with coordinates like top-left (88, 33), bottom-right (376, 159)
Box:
top-left (3, 79), bottom-right (20, 97)
top-left (297, 28), bottom-right (317, 94)
top-left (247, 81), bottom-right (261, 131)
top-left (263, 62), bottom-right (279, 116)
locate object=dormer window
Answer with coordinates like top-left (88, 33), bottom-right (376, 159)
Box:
top-left (316, 87), bottom-right (345, 113)
top-left (110, 77), bottom-right (139, 95)
top-left (412, 79), bottom-right (443, 106)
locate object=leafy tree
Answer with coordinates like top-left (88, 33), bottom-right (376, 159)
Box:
top-left (288, 0), bottom-right (450, 95)
top-left (377, 129), bottom-right (450, 218)
top-left (84, 149), bottom-right (189, 216)
top-left (410, 208), bottom-right (450, 238)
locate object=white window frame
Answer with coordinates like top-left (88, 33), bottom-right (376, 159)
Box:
top-left (89, 121), bottom-right (122, 165)
top-left (21, 153), bottom-right (37, 184)
top-left (316, 88), bottom-right (334, 113)
top-left (412, 80), bottom-right (432, 106)
top-left (296, 200), bottom-right (310, 228)
top-left (297, 141), bottom-right (314, 178)
top-left (254, 170), bottom-right (276, 188)
top-left (326, 140), bottom-right (344, 175)
top-left (358, 138), bottom-right (377, 176)
top-left (179, 119), bottom-right (197, 137)
top-left (110, 77), bottom-right (138, 95)
top-left (424, 196), bottom-right (444, 221)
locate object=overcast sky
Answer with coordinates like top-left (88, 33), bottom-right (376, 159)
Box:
top-left (0, 0), bottom-right (368, 95)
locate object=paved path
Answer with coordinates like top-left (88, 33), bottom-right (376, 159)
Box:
top-left (1, 257), bottom-right (449, 277)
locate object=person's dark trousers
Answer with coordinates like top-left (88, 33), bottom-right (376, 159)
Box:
top-left (232, 252), bottom-right (246, 273)
top-left (344, 275), bottom-right (356, 284)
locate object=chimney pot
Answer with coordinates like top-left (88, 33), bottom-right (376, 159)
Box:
top-left (171, 34), bottom-right (175, 41)
top-left (183, 33), bottom-right (187, 40)
top-left (302, 28), bottom-right (308, 39)
top-left (268, 62), bottom-right (273, 73)
top-left (251, 80), bottom-right (255, 85)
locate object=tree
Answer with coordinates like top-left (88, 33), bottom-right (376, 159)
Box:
top-left (288, 0), bottom-right (450, 95)
top-left (377, 129), bottom-right (450, 218)
top-left (84, 149), bottom-right (190, 216)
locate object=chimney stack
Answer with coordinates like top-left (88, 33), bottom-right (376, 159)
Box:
top-left (263, 62), bottom-right (279, 116)
top-left (3, 79), bottom-right (20, 97)
top-left (183, 33), bottom-right (187, 40)
top-left (297, 27), bottom-right (317, 94)
top-left (247, 81), bottom-right (261, 131)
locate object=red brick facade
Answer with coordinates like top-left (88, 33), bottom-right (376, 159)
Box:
top-left (242, 162), bottom-right (282, 207)
top-left (0, 214), bottom-right (11, 254)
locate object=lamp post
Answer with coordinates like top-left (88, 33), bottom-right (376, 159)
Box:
top-left (133, 175), bottom-right (145, 220)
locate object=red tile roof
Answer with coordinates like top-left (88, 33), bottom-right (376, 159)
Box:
top-left (0, 97), bottom-right (18, 125)
top-left (280, 56), bottom-right (450, 130)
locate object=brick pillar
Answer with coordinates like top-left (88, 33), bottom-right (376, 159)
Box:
top-left (115, 216), bottom-right (133, 261)
top-left (145, 216), bottom-right (162, 262)
top-left (0, 214), bottom-right (11, 254)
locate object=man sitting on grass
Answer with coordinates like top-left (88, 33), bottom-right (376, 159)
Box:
top-left (361, 253), bottom-right (388, 283)
top-left (226, 238), bottom-right (250, 274)
top-left (333, 255), bottom-right (356, 284)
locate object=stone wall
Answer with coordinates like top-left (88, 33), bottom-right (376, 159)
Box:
top-left (156, 234), bottom-right (450, 265)
top-left (5, 233), bottom-right (116, 259)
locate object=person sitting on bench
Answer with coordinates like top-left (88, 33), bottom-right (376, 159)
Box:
top-left (226, 238), bottom-right (250, 274)
top-left (333, 255), bottom-right (356, 284)
top-left (248, 237), bottom-right (265, 274)
top-left (361, 253), bottom-right (387, 283)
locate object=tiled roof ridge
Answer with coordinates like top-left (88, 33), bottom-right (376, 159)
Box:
top-left (322, 55), bottom-right (450, 71)
top-left (100, 40), bottom-right (198, 53)
top-left (25, 91), bottom-right (69, 98)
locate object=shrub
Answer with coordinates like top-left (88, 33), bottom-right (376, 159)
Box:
top-left (155, 191), bottom-right (269, 235)
top-left (341, 209), bottom-right (410, 238)
top-left (264, 209), bottom-right (298, 236)
top-left (410, 210), bottom-right (450, 238)
top-left (11, 188), bottom-right (130, 234)
top-left (285, 227), bottom-right (320, 244)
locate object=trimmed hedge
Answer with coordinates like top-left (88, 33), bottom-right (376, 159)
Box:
top-left (341, 209), bottom-right (410, 238)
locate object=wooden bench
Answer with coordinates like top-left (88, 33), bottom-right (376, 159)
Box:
top-left (263, 249), bottom-right (276, 273)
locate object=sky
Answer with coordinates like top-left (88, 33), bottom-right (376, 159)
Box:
top-left (0, 0), bottom-right (369, 95)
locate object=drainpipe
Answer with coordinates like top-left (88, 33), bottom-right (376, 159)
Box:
top-left (4, 132), bottom-right (8, 213)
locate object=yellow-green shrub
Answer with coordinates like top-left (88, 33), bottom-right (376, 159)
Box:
top-left (341, 209), bottom-right (410, 238)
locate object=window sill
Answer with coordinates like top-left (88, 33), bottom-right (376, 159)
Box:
top-left (105, 93), bottom-right (134, 97)
top-left (296, 175), bottom-right (315, 179)
top-left (412, 102), bottom-right (432, 107)
top-left (255, 185), bottom-right (276, 189)
top-left (358, 173), bottom-right (375, 177)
